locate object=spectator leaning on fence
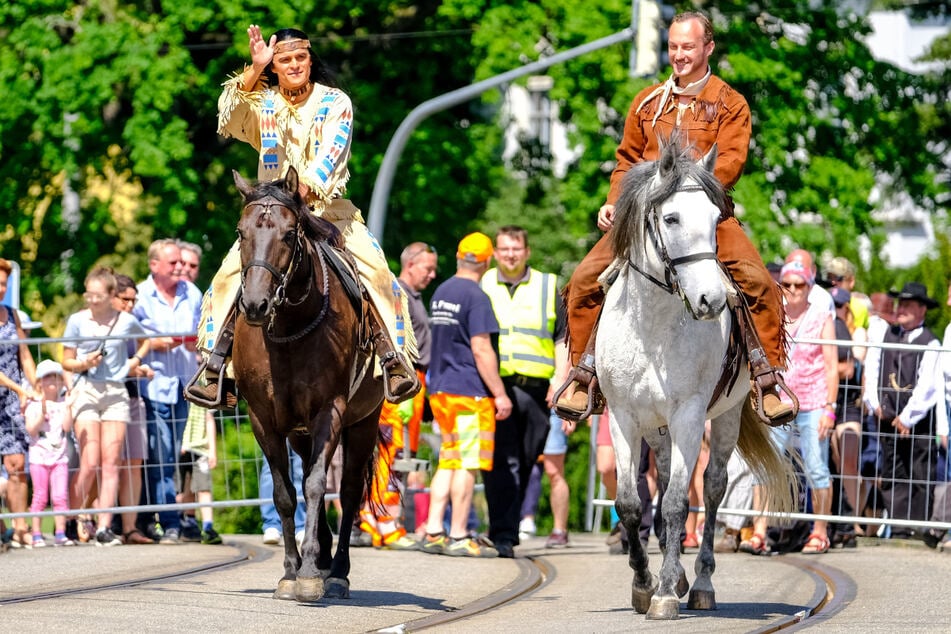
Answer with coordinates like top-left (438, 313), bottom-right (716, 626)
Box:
top-left (862, 282), bottom-right (943, 537)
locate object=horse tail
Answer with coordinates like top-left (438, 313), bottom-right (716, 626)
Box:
top-left (735, 398), bottom-right (800, 517)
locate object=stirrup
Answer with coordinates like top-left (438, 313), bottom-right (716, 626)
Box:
top-left (553, 364), bottom-right (605, 422)
top-left (379, 352), bottom-right (420, 404)
top-left (184, 362), bottom-right (237, 410)
top-left (751, 368), bottom-right (798, 427)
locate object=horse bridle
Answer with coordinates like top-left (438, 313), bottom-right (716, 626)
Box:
top-left (628, 185), bottom-right (718, 311)
top-left (239, 197), bottom-right (330, 342)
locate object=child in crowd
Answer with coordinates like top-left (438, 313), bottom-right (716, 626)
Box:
top-left (25, 360), bottom-right (75, 547)
top-left (181, 405), bottom-right (221, 544)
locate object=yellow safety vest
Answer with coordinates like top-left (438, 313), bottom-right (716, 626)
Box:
top-left (481, 268), bottom-right (558, 379)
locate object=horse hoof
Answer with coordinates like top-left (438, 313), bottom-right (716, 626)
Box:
top-left (687, 588), bottom-right (717, 611)
top-left (675, 571), bottom-right (690, 598)
top-left (646, 596), bottom-right (680, 620)
top-left (631, 576), bottom-right (659, 614)
top-left (273, 579), bottom-right (297, 601)
top-left (324, 577), bottom-right (350, 599)
top-left (294, 576), bottom-right (325, 603)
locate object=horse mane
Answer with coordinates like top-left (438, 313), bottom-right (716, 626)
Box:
top-left (610, 131), bottom-right (729, 262)
top-left (242, 177), bottom-right (344, 249)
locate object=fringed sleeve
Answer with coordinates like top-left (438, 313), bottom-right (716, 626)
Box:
top-left (217, 71), bottom-right (265, 147)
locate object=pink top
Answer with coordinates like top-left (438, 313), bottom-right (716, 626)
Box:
top-left (781, 306), bottom-right (832, 412)
top-left (26, 399), bottom-right (70, 466)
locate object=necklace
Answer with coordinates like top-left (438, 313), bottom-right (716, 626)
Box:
top-left (281, 84), bottom-right (311, 103)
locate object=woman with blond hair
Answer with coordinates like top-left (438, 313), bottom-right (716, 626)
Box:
top-left (62, 267), bottom-right (150, 546)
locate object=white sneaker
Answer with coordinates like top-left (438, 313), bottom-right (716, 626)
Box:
top-left (519, 517), bottom-right (537, 540)
top-left (295, 530), bottom-right (305, 549)
top-left (262, 527), bottom-right (281, 545)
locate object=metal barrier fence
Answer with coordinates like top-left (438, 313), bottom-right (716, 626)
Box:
top-left (584, 334), bottom-right (951, 539)
top-left (2, 331), bottom-right (950, 541)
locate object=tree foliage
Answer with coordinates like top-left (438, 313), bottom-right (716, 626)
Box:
top-left (0, 0), bottom-right (946, 333)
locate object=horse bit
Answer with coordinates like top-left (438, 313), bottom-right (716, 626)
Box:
top-left (239, 198), bottom-right (331, 343)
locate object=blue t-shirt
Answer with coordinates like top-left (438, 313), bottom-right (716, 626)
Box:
top-left (428, 276), bottom-right (500, 398)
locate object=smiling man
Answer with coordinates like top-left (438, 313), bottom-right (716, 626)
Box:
top-left (555, 11), bottom-right (793, 428)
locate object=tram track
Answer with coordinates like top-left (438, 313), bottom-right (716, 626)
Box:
top-left (0, 541), bottom-right (264, 606)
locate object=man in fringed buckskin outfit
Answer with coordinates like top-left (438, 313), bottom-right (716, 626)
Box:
top-left (554, 11), bottom-right (796, 426)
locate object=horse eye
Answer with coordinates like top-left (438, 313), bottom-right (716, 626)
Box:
top-left (283, 230), bottom-right (297, 244)
top-left (664, 214), bottom-right (680, 226)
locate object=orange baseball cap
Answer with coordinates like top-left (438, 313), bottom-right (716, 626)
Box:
top-left (456, 232), bottom-right (494, 263)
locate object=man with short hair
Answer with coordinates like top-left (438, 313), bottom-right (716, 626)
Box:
top-left (863, 282), bottom-right (943, 536)
top-left (555, 11), bottom-right (794, 427)
top-left (177, 241), bottom-right (202, 284)
top-left (134, 239), bottom-right (203, 543)
top-left (480, 226), bottom-right (571, 554)
top-left (420, 232), bottom-right (512, 558)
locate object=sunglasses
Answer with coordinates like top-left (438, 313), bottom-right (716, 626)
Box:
top-left (781, 281), bottom-right (808, 290)
top-left (406, 244), bottom-right (438, 261)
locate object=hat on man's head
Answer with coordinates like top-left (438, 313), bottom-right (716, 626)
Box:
top-left (888, 282), bottom-right (939, 309)
top-left (16, 309), bottom-right (42, 331)
top-left (830, 287), bottom-right (851, 307)
top-left (826, 257), bottom-right (855, 281)
top-left (35, 359), bottom-right (64, 380)
top-left (456, 232), bottom-right (494, 264)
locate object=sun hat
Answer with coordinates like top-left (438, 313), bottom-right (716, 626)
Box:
top-left (456, 232), bottom-right (494, 264)
top-left (35, 359), bottom-right (64, 380)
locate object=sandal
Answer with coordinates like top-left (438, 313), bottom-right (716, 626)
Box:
top-left (739, 533), bottom-right (770, 556)
top-left (801, 532), bottom-right (830, 555)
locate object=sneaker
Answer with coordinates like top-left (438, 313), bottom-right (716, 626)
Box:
top-left (382, 533), bottom-right (420, 551)
top-left (143, 522), bottom-right (164, 542)
top-left (159, 528), bottom-right (181, 544)
top-left (350, 525), bottom-right (374, 548)
top-left (96, 528), bottom-right (123, 547)
top-left (518, 517), bottom-right (537, 541)
top-left (33, 535), bottom-right (47, 548)
top-left (181, 517), bottom-right (202, 543)
top-left (55, 536), bottom-right (76, 547)
top-left (420, 533), bottom-right (449, 555)
top-left (262, 527), bottom-right (281, 545)
top-left (545, 531), bottom-right (569, 549)
top-left (201, 528), bottom-right (223, 545)
top-left (445, 536), bottom-right (498, 558)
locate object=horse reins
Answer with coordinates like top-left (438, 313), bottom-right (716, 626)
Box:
top-left (628, 184), bottom-right (718, 313)
top-left (239, 199), bottom-right (331, 343)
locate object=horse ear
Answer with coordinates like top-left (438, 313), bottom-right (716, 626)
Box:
top-left (284, 167), bottom-right (299, 198)
top-left (700, 144), bottom-right (718, 174)
top-left (233, 170), bottom-right (254, 198)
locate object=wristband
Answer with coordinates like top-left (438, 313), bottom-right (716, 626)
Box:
top-left (133, 354), bottom-right (144, 363)
top-left (823, 411), bottom-right (836, 422)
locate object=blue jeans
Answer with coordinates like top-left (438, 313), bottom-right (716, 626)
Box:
top-left (144, 390), bottom-right (189, 531)
top-left (259, 443), bottom-right (306, 532)
top-left (771, 408), bottom-right (830, 489)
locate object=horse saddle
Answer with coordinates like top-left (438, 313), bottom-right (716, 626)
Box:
top-left (316, 241), bottom-right (365, 320)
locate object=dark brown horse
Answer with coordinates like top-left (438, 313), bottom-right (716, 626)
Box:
top-left (231, 167), bottom-right (383, 602)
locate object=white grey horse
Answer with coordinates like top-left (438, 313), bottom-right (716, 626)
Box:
top-left (597, 136), bottom-right (796, 620)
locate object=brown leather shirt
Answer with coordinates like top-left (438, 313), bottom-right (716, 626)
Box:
top-left (607, 74), bottom-right (751, 204)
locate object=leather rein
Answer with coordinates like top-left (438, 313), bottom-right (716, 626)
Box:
top-left (627, 185), bottom-right (718, 313)
top-left (239, 198), bottom-right (331, 343)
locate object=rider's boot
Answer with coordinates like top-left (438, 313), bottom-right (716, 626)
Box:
top-left (184, 307), bottom-right (238, 410)
top-left (367, 303), bottom-right (420, 404)
top-left (552, 321), bottom-right (606, 422)
top-left (748, 346), bottom-right (798, 427)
